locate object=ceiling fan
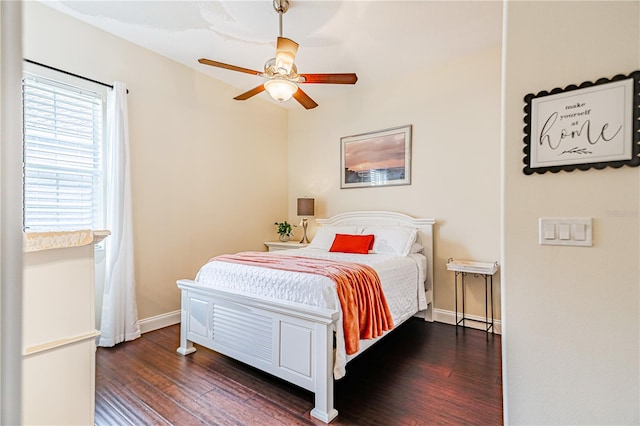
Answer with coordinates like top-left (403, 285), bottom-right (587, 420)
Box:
top-left (198, 0), bottom-right (358, 110)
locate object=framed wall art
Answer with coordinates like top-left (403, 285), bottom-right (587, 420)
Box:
top-left (340, 125), bottom-right (412, 189)
top-left (523, 71), bottom-right (640, 174)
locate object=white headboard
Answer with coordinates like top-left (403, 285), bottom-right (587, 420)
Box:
top-left (316, 211), bottom-right (436, 321)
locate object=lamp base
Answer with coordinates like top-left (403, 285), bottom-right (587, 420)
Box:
top-left (300, 218), bottom-right (310, 244)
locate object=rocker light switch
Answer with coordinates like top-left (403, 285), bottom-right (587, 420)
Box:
top-left (558, 224), bottom-right (571, 240)
top-left (574, 223), bottom-right (586, 241)
top-left (543, 223), bottom-right (555, 239)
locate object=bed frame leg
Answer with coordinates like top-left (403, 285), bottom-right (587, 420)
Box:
top-left (423, 290), bottom-right (434, 322)
top-left (176, 288), bottom-right (197, 356)
top-left (311, 405), bottom-right (338, 424)
top-left (310, 323), bottom-right (338, 423)
top-left (177, 340), bottom-right (196, 356)
top-left (424, 305), bottom-right (434, 322)
top-left (176, 301), bottom-right (196, 355)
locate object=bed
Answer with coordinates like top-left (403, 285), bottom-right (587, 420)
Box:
top-left (176, 211), bottom-right (436, 423)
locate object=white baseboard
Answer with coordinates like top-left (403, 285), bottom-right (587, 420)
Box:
top-left (137, 308), bottom-right (501, 335)
top-left (434, 308), bottom-right (502, 335)
top-left (138, 310), bottom-right (181, 334)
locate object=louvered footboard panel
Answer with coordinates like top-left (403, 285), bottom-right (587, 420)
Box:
top-left (181, 289), bottom-right (325, 391)
top-left (212, 303), bottom-right (273, 363)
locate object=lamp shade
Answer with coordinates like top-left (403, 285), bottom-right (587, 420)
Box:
top-left (297, 198), bottom-right (315, 216)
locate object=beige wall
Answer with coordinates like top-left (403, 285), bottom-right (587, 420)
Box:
top-left (23, 2), bottom-right (289, 320)
top-left (288, 47), bottom-right (502, 321)
top-left (502, 1), bottom-right (639, 423)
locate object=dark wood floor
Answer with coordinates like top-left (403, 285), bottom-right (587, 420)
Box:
top-left (95, 319), bottom-right (503, 425)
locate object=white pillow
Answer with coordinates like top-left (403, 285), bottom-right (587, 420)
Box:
top-left (361, 226), bottom-right (418, 257)
top-left (307, 226), bottom-right (360, 251)
top-left (409, 242), bottom-right (424, 254)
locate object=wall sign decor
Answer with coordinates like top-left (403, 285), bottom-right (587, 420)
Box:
top-left (341, 125), bottom-right (412, 189)
top-left (523, 71), bottom-right (640, 175)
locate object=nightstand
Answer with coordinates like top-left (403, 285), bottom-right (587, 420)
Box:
top-left (446, 258), bottom-right (498, 334)
top-left (264, 241), bottom-right (309, 252)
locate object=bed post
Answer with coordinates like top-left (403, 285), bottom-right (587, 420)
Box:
top-left (310, 321), bottom-right (338, 423)
top-left (176, 287), bottom-right (196, 356)
top-left (421, 218), bottom-right (435, 322)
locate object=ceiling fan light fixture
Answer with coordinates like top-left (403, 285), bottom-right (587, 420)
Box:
top-left (264, 79), bottom-right (298, 102)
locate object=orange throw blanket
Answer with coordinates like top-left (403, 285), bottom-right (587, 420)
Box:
top-left (212, 252), bottom-right (394, 355)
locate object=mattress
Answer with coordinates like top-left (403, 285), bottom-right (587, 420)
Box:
top-left (194, 247), bottom-right (428, 378)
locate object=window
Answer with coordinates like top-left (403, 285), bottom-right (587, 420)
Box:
top-left (22, 73), bottom-right (105, 231)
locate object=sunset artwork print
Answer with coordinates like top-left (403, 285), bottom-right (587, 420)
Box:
top-left (341, 125), bottom-right (412, 188)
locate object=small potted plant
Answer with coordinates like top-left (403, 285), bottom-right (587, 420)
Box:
top-left (274, 221), bottom-right (296, 242)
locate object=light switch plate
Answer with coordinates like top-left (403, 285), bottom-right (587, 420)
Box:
top-left (539, 217), bottom-right (593, 246)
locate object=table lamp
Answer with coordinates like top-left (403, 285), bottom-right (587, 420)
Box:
top-left (297, 198), bottom-right (315, 243)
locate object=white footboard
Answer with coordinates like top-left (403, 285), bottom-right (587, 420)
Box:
top-left (176, 279), bottom-right (340, 423)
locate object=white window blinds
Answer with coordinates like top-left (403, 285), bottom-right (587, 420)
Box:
top-left (22, 74), bottom-right (104, 231)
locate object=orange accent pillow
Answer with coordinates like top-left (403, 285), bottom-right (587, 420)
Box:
top-left (329, 234), bottom-right (375, 254)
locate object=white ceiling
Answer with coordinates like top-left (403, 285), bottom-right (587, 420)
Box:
top-left (38, 0), bottom-right (503, 108)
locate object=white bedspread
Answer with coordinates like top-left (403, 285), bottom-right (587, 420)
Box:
top-left (194, 247), bottom-right (427, 378)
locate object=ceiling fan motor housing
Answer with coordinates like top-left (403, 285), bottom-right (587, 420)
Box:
top-left (264, 58), bottom-right (298, 78)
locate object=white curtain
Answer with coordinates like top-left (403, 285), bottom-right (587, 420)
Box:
top-left (99, 81), bottom-right (141, 347)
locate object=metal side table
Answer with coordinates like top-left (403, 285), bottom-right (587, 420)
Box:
top-left (446, 258), bottom-right (499, 334)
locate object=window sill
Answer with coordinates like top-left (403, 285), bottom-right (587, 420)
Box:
top-left (23, 229), bottom-right (110, 253)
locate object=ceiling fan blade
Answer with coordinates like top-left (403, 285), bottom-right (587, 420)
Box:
top-left (276, 37), bottom-right (299, 73)
top-left (298, 73), bottom-right (358, 84)
top-left (293, 87), bottom-right (318, 110)
top-left (198, 58), bottom-right (263, 77)
top-left (234, 84), bottom-right (266, 101)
